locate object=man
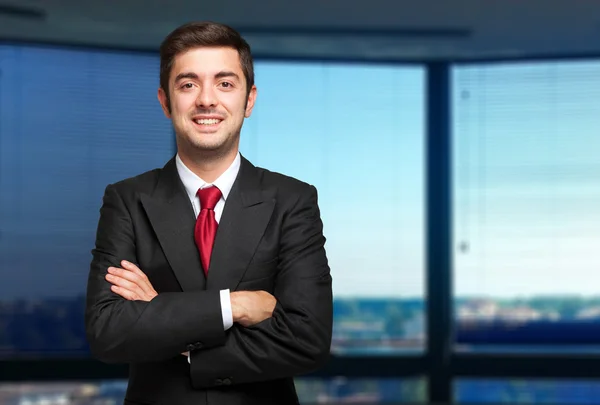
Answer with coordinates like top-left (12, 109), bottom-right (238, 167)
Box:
top-left (85, 21), bottom-right (333, 405)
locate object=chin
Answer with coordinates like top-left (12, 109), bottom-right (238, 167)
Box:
top-left (189, 137), bottom-right (229, 152)
top-left (177, 127), bottom-right (237, 155)
top-left (180, 130), bottom-right (221, 147)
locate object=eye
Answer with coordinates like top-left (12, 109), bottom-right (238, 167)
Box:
top-left (220, 82), bottom-right (233, 89)
top-left (181, 83), bottom-right (194, 89)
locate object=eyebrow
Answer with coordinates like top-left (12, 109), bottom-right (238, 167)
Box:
top-left (174, 71), bottom-right (240, 83)
top-left (174, 72), bottom-right (199, 83)
top-left (215, 71), bottom-right (240, 81)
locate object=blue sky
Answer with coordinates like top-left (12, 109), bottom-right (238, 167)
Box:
top-left (0, 44), bottom-right (598, 300)
top-left (241, 62), bottom-right (425, 299)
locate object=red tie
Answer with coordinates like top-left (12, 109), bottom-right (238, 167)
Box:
top-left (194, 186), bottom-right (222, 275)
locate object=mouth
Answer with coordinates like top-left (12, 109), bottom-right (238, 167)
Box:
top-left (191, 117), bottom-right (223, 132)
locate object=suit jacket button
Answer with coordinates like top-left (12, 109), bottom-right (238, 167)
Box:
top-left (214, 379), bottom-right (223, 386)
top-left (186, 344), bottom-right (194, 351)
top-left (222, 378), bottom-right (232, 385)
top-left (194, 342), bottom-right (203, 349)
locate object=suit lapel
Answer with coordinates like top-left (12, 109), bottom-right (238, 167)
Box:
top-left (207, 156), bottom-right (275, 291)
top-left (140, 157), bottom-right (206, 291)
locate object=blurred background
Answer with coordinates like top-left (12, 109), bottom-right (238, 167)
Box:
top-left (2, 0), bottom-right (600, 404)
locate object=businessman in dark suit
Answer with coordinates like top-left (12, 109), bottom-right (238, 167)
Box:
top-left (84, 21), bottom-right (333, 405)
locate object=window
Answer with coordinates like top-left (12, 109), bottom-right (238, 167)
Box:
top-left (0, 49), bottom-right (426, 358)
top-left (242, 61), bottom-right (426, 354)
top-left (455, 378), bottom-right (600, 404)
top-left (0, 44), bottom-right (173, 358)
top-left (452, 61), bottom-right (600, 350)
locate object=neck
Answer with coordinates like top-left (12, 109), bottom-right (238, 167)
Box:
top-left (177, 146), bottom-right (238, 184)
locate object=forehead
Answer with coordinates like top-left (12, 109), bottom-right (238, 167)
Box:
top-left (170, 47), bottom-right (243, 79)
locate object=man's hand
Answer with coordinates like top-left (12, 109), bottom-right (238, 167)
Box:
top-left (106, 260), bottom-right (158, 302)
top-left (230, 291), bottom-right (276, 327)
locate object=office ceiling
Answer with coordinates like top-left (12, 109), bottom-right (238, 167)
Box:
top-left (0, 0), bottom-right (598, 62)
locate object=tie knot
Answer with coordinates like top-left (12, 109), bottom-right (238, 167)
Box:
top-left (197, 186), bottom-right (222, 210)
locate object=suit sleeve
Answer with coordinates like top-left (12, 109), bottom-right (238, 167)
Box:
top-left (189, 185), bottom-right (333, 388)
top-left (85, 183), bottom-right (226, 364)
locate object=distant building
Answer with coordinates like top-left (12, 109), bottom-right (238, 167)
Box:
top-left (457, 299), bottom-right (545, 322)
top-left (576, 306), bottom-right (600, 320)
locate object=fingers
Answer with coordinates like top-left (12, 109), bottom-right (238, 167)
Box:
top-left (121, 260), bottom-right (147, 279)
top-left (107, 267), bottom-right (139, 284)
top-left (110, 285), bottom-right (139, 300)
top-left (106, 272), bottom-right (143, 301)
top-left (106, 270), bottom-right (139, 291)
top-left (105, 262), bottom-right (158, 302)
top-left (106, 266), bottom-right (146, 300)
top-left (107, 274), bottom-right (148, 301)
top-left (107, 264), bottom-right (152, 296)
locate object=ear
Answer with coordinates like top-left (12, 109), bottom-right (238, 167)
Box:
top-left (244, 85), bottom-right (257, 118)
top-left (157, 87), bottom-right (171, 118)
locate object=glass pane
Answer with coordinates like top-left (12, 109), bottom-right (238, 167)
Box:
top-left (242, 62), bottom-right (426, 354)
top-left (452, 61), bottom-right (600, 351)
top-left (455, 378), bottom-right (600, 404)
top-left (0, 44), bottom-right (173, 358)
top-left (0, 378), bottom-right (427, 404)
top-left (0, 47), bottom-right (425, 358)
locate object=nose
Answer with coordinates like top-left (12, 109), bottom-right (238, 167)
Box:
top-left (196, 85), bottom-right (217, 108)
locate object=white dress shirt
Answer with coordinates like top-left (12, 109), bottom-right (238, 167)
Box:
top-left (175, 152), bottom-right (240, 336)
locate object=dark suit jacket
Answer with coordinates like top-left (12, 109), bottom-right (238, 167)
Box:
top-left (85, 155), bottom-right (333, 405)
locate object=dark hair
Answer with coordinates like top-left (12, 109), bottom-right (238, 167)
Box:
top-left (159, 21), bottom-right (254, 107)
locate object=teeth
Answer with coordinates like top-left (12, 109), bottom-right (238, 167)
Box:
top-left (194, 119), bottom-right (221, 125)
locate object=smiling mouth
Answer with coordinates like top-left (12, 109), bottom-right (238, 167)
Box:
top-left (193, 118), bottom-right (222, 125)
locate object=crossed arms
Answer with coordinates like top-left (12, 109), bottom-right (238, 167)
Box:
top-left (85, 183), bottom-right (333, 389)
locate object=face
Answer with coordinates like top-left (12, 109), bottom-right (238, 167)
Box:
top-left (158, 47), bottom-right (256, 157)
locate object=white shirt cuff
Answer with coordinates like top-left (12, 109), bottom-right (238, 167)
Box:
top-left (220, 288), bottom-right (233, 330)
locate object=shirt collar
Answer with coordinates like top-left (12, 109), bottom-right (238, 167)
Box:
top-left (175, 152), bottom-right (241, 202)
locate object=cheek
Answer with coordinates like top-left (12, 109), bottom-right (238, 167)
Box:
top-left (220, 94), bottom-right (247, 114)
top-left (171, 94), bottom-right (196, 115)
